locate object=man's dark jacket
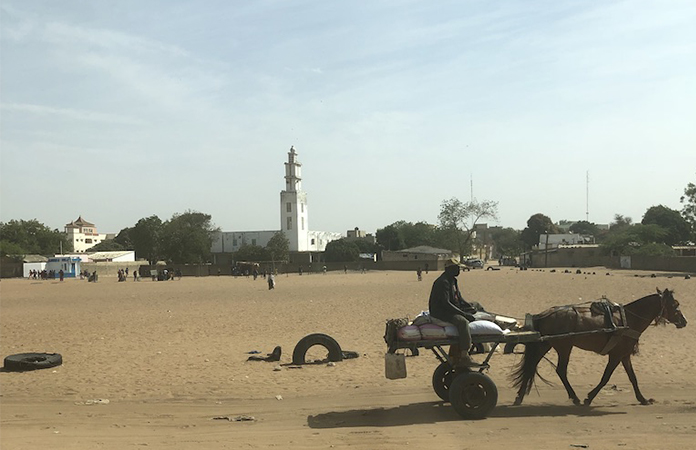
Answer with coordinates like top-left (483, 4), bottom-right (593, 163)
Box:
top-left (428, 271), bottom-right (476, 321)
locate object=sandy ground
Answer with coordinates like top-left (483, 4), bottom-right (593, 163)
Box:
top-left (1, 267), bottom-right (695, 449)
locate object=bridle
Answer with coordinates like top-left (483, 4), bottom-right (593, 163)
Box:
top-left (626, 291), bottom-right (672, 326)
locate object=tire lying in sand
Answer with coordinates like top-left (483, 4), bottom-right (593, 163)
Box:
top-left (3, 353), bottom-right (62, 372)
top-left (292, 333), bottom-right (343, 365)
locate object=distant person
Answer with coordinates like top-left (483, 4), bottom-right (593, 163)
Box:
top-left (416, 267), bottom-right (422, 281)
top-left (344, 265), bottom-right (348, 274)
top-left (133, 270), bottom-right (138, 281)
top-left (299, 266), bottom-right (303, 276)
top-left (59, 269), bottom-right (64, 281)
top-left (268, 273), bottom-right (275, 290)
top-left (322, 265), bottom-right (327, 274)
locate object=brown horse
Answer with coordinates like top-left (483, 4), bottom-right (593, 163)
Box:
top-left (512, 288), bottom-right (687, 407)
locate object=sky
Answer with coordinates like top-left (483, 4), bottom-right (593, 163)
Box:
top-left (1, 0), bottom-right (695, 236)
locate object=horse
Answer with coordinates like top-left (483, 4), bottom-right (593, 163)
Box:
top-left (511, 288), bottom-right (687, 407)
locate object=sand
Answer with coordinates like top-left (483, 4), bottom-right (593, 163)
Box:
top-left (1, 267), bottom-right (695, 449)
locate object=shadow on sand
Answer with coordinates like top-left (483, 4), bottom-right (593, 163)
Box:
top-left (307, 401), bottom-right (626, 428)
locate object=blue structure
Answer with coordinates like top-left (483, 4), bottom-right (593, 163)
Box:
top-left (45, 256), bottom-right (81, 278)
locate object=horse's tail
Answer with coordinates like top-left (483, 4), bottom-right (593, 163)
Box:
top-left (511, 341), bottom-right (552, 395)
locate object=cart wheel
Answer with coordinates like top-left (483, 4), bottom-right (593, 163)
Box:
top-left (449, 372), bottom-right (498, 419)
top-left (432, 363), bottom-right (457, 401)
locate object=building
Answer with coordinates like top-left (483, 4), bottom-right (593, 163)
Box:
top-left (45, 256), bottom-right (82, 278)
top-left (346, 227), bottom-right (377, 244)
top-left (65, 216), bottom-right (113, 253)
top-left (211, 146), bottom-right (342, 256)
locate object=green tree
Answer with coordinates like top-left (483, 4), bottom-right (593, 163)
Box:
top-left (491, 227), bottom-right (523, 258)
top-left (0, 219), bottom-right (71, 256)
top-left (235, 244), bottom-right (270, 262)
top-left (438, 198), bottom-right (499, 260)
top-left (680, 180), bottom-right (695, 239)
top-left (324, 238), bottom-right (360, 262)
top-left (520, 213), bottom-right (558, 249)
top-left (130, 215), bottom-right (164, 264)
top-left (600, 224), bottom-right (668, 256)
top-left (376, 225), bottom-right (405, 250)
top-left (114, 227), bottom-right (133, 249)
top-left (88, 239), bottom-right (125, 252)
top-left (569, 221), bottom-right (600, 236)
top-left (161, 211), bottom-right (219, 264)
top-left (641, 205), bottom-right (690, 245)
top-left (266, 232), bottom-right (289, 262)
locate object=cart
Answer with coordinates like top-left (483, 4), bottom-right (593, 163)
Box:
top-left (385, 309), bottom-right (629, 419)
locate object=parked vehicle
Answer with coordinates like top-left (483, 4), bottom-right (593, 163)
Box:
top-left (464, 258), bottom-right (484, 269)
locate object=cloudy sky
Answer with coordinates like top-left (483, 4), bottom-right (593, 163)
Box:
top-left (1, 0), bottom-right (694, 235)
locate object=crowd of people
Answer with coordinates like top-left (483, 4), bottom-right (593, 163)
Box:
top-left (28, 269), bottom-right (64, 280)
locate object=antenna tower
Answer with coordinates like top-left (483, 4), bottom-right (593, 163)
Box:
top-left (586, 170), bottom-right (589, 222)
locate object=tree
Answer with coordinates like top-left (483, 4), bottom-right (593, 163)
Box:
top-left (600, 224), bottom-right (668, 256)
top-left (130, 215), bottom-right (164, 264)
top-left (641, 205), bottom-right (690, 245)
top-left (569, 221), bottom-right (600, 236)
top-left (0, 219), bottom-right (72, 256)
top-left (520, 213), bottom-right (558, 250)
top-left (114, 227), bottom-right (134, 249)
top-left (161, 211), bottom-right (219, 264)
top-left (610, 214), bottom-right (633, 230)
top-left (438, 198), bottom-right (499, 260)
top-left (491, 227), bottom-right (523, 258)
top-left (88, 239), bottom-right (125, 252)
top-left (376, 225), bottom-right (404, 251)
top-left (266, 232), bottom-right (289, 262)
top-left (235, 244), bottom-right (269, 262)
top-left (324, 239), bottom-right (360, 262)
top-left (681, 180), bottom-right (696, 242)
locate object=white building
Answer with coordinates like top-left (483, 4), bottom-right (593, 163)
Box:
top-left (212, 146), bottom-right (342, 254)
top-left (65, 216), bottom-right (112, 253)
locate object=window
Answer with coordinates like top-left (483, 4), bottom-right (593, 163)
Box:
top-left (311, 238), bottom-right (315, 245)
top-left (85, 239), bottom-right (92, 243)
top-left (301, 217), bottom-right (305, 230)
top-left (233, 238), bottom-right (237, 246)
top-left (301, 203), bottom-right (304, 212)
top-left (287, 217), bottom-right (292, 230)
top-left (286, 202), bottom-right (292, 212)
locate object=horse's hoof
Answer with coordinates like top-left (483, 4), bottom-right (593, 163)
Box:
top-left (640, 398), bottom-right (655, 405)
top-left (583, 399), bottom-right (592, 407)
top-left (572, 399), bottom-right (581, 406)
top-left (513, 399), bottom-right (522, 406)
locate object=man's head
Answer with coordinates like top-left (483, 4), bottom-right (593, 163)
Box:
top-left (444, 257), bottom-right (465, 276)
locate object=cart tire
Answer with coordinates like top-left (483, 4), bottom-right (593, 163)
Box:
top-left (449, 372), bottom-right (498, 419)
top-left (292, 333), bottom-right (343, 365)
top-left (3, 353), bottom-right (62, 372)
top-left (432, 363), bottom-right (457, 401)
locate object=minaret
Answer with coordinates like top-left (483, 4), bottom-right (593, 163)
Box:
top-left (280, 146), bottom-right (309, 252)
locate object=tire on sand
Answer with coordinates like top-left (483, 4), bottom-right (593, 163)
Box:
top-left (292, 333), bottom-right (343, 365)
top-left (432, 362), bottom-right (457, 401)
top-left (3, 353), bottom-right (62, 372)
top-left (449, 372), bottom-right (498, 419)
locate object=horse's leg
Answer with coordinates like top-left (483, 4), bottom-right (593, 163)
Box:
top-left (622, 355), bottom-right (654, 405)
top-left (584, 354), bottom-right (622, 406)
top-left (553, 342), bottom-right (581, 405)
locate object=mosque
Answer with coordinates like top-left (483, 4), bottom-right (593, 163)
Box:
top-left (210, 146), bottom-right (342, 260)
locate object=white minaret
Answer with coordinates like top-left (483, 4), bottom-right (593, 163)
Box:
top-left (280, 146), bottom-right (309, 251)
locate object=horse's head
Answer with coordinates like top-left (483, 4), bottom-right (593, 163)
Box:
top-left (657, 288), bottom-right (687, 328)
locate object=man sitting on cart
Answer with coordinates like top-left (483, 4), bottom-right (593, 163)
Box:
top-left (429, 257), bottom-right (479, 367)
